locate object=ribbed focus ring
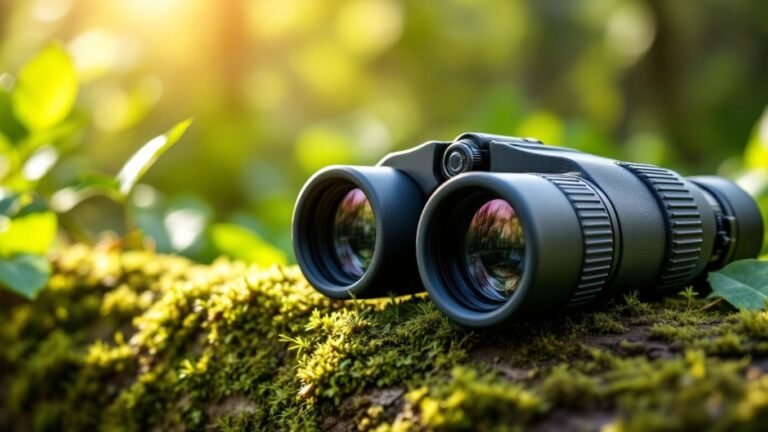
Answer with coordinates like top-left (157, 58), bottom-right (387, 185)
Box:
top-left (542, 175), bottom-right (616, 307)
top-left (620, 163), bottom-right (705, 291)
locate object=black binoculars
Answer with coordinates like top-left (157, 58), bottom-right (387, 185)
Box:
top-left (292, 133), bottom-right (763, 327)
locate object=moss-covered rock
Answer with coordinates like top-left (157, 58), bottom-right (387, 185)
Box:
top-left (2, 245), bottom-right (768, 431)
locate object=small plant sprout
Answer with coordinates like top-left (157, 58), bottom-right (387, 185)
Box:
top-left (679, 286), bottom-right (699, 309)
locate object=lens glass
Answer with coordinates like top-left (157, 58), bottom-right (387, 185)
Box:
top-left (464, 198), bottom-right (525, 302)
top-left (333, 188), bottom-right (376, 278)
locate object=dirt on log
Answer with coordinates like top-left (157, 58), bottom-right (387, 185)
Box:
top-left (2, 245), bottom-right (768, 431)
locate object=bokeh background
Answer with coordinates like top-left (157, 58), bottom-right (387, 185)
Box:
top-left (2, 0), bottom-right (768, 262)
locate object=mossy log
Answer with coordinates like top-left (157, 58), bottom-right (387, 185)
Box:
top-left (2, 246), bottom-right (768, 431)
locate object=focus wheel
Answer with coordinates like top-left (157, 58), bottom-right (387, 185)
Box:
top-left (620, 163), bottom-right (705, 292)
top-left (542, 175), bottom-right (616, 307)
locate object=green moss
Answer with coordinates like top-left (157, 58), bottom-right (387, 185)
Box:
top-left (2, 246), bottom-right (768, 430)
top-left (650, 308), bottom-right (768, 356)
top-left (395, 367), bottom-right (546, 431)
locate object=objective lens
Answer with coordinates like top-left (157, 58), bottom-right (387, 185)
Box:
top-left (463, 199), bottom-right (525, 302)
top-left (333, 188), bottom-right (376, 278)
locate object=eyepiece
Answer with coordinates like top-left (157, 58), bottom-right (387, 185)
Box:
top-left (293, 166), bottom-right (424, 298)
top-left (417, 173), bottom-right (591, 327)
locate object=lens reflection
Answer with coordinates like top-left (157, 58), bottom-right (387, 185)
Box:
top-left (333, 188), bottom-right (376, 279)
top-left (464, 199), bottom-right (525, 302)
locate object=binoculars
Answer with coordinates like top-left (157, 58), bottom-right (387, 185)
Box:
top-left (292, 133), bottom-right (763, 327)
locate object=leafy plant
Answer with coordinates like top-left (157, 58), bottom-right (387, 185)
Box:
top-left (708, 259), bottom-right (768, 310)
top-left (0, 254), bottom-right (51, 299)
top-left (0, 43), bottom-right (78, 298)
top-left (116, 118), bottom-right (193, 197)
top-left (0, 195), bottom-right (56, 298)
top-left (0, 43), bottom-right (192, 298)
top-left (51, 118), bottom-right (193, 211)
top-left (678, 286), bottom-right (698, 309)
top-left (11, 43), bottom-right (78, 131)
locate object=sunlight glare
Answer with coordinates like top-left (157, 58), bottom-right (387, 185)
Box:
top-left (33, 0), bottom-right (72, 22)
top-left (118, 0), bottom-right (186, 16)
top-left (68, 30), bottom-right (139, 81)
top-left (165, 208), bottom-right (206, 251)
top-left (23, 146), bottom-right (59, 181)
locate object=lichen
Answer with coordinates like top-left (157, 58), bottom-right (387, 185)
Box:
top-left (2, 246), bottom-right (768, 431)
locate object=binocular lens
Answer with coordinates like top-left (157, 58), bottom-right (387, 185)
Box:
top-left (293, 165), bottom-right (424, 298)
top-left (333, 188), bottom-right (376, 278)
top-left (464, 199), bottom-right (525, 303)
top-left (418, 173), bottom-right (586, 326)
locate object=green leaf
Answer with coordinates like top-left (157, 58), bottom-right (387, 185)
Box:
top-left (0, 211), bottom-right (57, 257)
top-left (0, 193), bottom-right (47, 217)
top-left (0, 254), bottom-right (51, 299)
top-left (209, 223), bottom-right (287, 266)
top-left (0, 132), bottom-right (18, 181)
top-left (11, 42), bottom-right (78, 131)
top-left (709, 259), bottom-right (768, 310)
top-left (0, 89), bottom-right (27, 141)
top-left (50, 173), bottom-right (122, 212)
top-left (18, 118), bottom-right (85, 155)
top-left (116, 118), bottom-right (193, 197)
top-left (0, 193), bottom-right (22, 216)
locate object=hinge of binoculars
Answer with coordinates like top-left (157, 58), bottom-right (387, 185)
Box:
top-left (442, 134), bottom-right (544, 178)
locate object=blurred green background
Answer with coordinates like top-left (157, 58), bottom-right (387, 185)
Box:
top-left (1, 0), bottom-right (768, 264)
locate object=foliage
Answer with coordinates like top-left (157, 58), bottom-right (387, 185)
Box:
top-left (0, 43), bottom-right (194, 297)
top-left (4, 247), bottom-right (768, 430)
top-left (0, 42), bottom-right (73, 298)
top-left (116, 118), bottom-right (193, 197)
top-left (709, 260), bottom-right (768, 310)
top-left (11, 43), bottom-right (77, 132)
top-left (51, 118), bottom-right (193, 208)
top-left (0, 254), bottom-right (50, 299)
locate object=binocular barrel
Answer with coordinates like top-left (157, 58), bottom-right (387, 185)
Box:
top-left (292, 134), bottom-right (764, 327)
